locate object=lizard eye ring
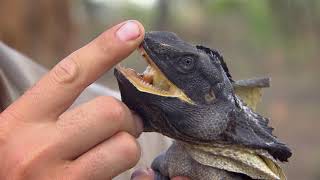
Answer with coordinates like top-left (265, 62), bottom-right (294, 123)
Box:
top-left (178, 56), bottom-right (195, 72)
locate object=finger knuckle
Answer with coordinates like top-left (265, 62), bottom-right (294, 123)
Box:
top-left (51, 54), bottom-right (79, 85)
top-left (0, 107), bottom-right (24, 122)
top-left (117, 132), bottom-right (141, 164)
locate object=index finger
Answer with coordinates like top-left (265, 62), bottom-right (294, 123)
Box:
top-left (7, 20), bottom-right (144, 120)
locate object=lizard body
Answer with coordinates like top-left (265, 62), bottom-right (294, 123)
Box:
top-left (114, 31), bottom-right (291, 180)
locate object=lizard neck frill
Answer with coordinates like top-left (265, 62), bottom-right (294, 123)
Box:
top-left (180, 141), bottom-right (286, 180)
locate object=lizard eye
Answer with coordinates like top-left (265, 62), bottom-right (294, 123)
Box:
top-left (179, 56), bottom-right (194, 71)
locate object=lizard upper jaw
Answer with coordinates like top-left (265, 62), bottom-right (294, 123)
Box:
top-left (115, 47), bottom-right (193, 104)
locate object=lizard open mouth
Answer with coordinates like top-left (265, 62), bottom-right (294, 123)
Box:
top-left (116, 47), bottom-right (193, 104)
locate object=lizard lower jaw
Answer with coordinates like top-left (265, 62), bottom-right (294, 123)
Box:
top-left (115, 47), bottom-right (193, 104)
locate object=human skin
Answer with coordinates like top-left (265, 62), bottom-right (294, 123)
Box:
top-left (0, 20), bottom-right (145, 180)
top-left (0, 20), bottom-right (188, 180)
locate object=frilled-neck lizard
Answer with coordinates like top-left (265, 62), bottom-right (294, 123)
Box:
top-left (114, 31), bottom-right (292, 180)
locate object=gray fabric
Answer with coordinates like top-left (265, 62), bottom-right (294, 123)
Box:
top-left (0, 41), bottom-right (171, 179)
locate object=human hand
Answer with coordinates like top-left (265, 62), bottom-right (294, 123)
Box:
top-left (0, 20), bottom-right (145, 180)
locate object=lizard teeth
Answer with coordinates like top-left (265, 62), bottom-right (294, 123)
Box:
top-left (119, 63), bottom-right (176, 94)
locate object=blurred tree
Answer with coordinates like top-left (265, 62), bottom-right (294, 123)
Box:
top-left (269, 0), bottom-right (319, 41)
top-left (0, 0), bottom-right (77, 67)
top-left (154, 0), bottom-right (170, 30)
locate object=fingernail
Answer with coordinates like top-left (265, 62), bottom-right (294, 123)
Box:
top-left (131, 168), bottom-right (154, 180)
top-left (116, 21), bottom-right (140, 42)
top-left (132, 112), bottom-right (144, 136)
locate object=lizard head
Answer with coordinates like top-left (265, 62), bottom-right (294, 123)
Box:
top-left (115, 31), bottom-right (234, 105)
top-left (114, 31), bottom-right (235, 138)
top-left (114, 32), bottom-right (292, 162)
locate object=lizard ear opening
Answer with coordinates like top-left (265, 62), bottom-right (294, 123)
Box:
top-left (196, 45), bottom-right (233, 82)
